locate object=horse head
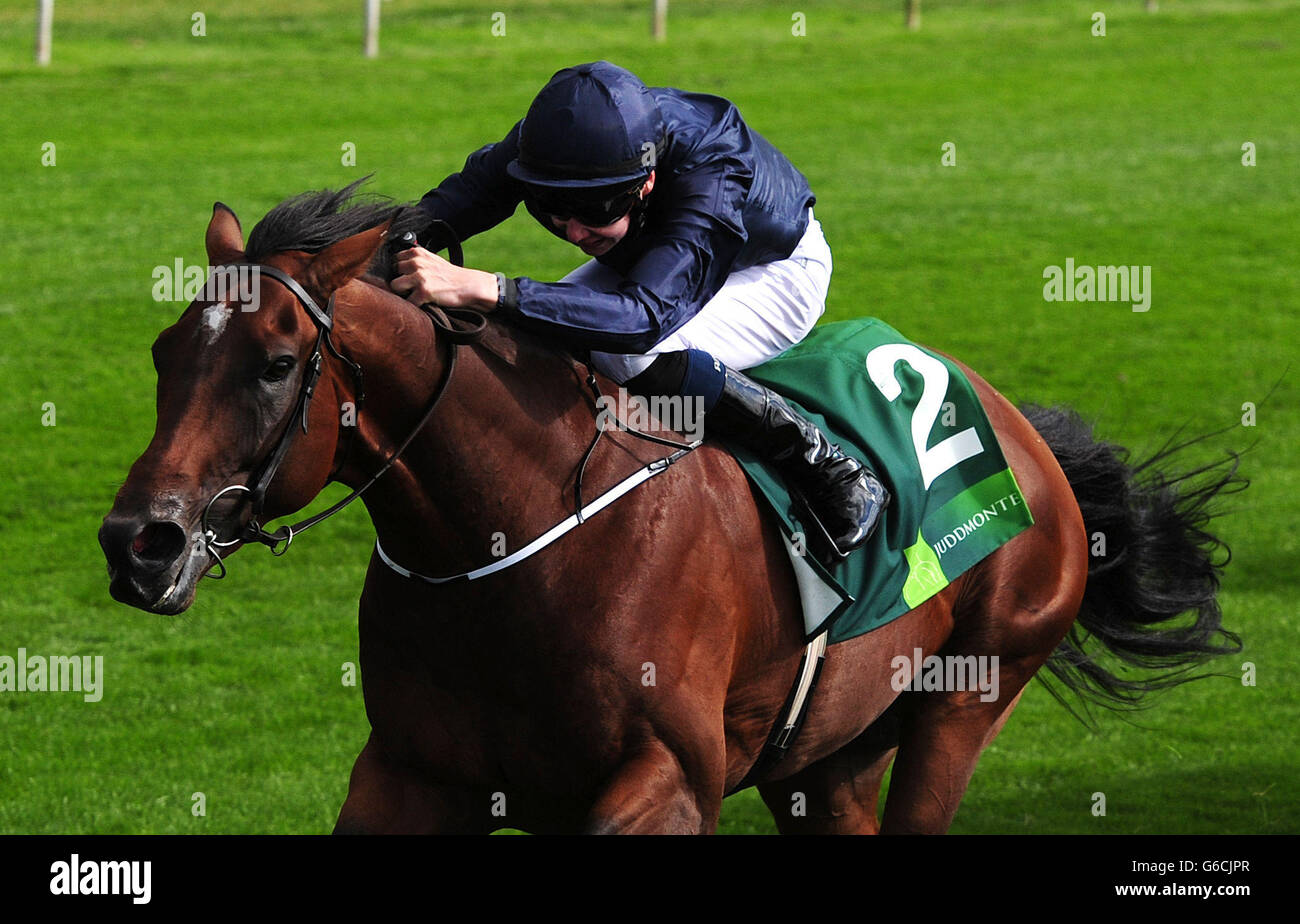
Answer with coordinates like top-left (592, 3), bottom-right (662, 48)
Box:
top-left (99, 200), bottom-right (390, 614)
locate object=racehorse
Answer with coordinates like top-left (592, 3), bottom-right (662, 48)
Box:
top-left (99, 187), bottom-right (1242, 833)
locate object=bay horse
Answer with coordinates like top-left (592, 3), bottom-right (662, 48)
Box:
top-left (99, 188), bottom-right (1242, 833)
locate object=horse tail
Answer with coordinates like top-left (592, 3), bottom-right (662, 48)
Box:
top-left (1018, 403), bottom-right (1246, 719)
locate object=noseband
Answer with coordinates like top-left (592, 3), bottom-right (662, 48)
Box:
top-left (200, 231), bottom-right (485, 577)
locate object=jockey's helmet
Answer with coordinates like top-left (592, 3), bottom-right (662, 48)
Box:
top-left (507, 62), bottom-right (666, 191)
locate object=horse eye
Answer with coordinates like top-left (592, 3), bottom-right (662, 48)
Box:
top-left (261, 356), bottom-right (295, 382)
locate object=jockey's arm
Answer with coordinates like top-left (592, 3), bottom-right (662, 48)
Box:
top-left (393, 121), bottom-right (525, 309)
top-left (413, 120), bottom-right (527, 247)
top-left (499, 164), bottom-right (749, 354)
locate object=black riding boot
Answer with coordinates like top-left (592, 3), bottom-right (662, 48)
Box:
top-left (705, 366), bottom-right (890, 562)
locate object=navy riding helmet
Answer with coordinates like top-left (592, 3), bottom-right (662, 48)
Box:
top-left (507, 61), bottom-right (666, 194)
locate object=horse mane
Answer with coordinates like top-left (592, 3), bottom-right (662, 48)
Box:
top-left (244, 176), bottom-right (426, 278)
top-left (244, 179), bottom-right (565, 370)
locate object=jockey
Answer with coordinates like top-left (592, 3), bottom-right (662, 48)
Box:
top-left (393, 61), bottom-right (888, 561)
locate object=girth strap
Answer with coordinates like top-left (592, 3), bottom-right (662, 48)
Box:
top-left (728, 630), bottom-right (829, 795)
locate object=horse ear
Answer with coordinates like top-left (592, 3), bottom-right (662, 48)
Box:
top-left (206, 202), bottom-right (244, 265)
top-left (304, 222), bottom-right (391, 294)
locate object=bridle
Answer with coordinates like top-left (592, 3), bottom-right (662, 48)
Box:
top-left (199, 228), bottom-right (485, 578)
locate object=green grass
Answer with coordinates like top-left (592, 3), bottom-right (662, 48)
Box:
top-left (1, 0), bottom-right (1296, 833)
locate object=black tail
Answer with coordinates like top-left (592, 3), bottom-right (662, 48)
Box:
top-left (1019, 404), bottom-right (1246, 720)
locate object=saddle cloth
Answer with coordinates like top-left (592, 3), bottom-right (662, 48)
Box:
top-left (721, 318), bottom-right (1035, 643)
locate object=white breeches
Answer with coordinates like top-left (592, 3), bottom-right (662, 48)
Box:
top-left (565, 209), bottom-right (832, 383)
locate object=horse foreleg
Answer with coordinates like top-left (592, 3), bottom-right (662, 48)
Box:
top-left (582, 739), bottom-right (720, 834)
top-left (334, 734), bottom-right (488, 834)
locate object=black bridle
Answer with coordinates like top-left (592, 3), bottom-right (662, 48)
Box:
top-left (199, 230), bottom-right (485, 578)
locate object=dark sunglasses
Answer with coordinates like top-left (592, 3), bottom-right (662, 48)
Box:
top-left (526, 181), bottom-right (645, 227)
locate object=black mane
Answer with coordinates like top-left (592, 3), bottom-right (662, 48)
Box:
top-left (242, 178), bottom-right (563, 371)
top-left (244, 177), bottom-right (426, 276)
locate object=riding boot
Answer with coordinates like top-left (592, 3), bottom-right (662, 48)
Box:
top-left (705, 366), bottom-right (890, 562)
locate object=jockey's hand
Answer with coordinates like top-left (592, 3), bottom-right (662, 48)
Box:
top-left (391, 246), bottom-right (499, 311)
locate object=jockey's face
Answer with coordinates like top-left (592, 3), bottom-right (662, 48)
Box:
top-left (545, 172), bottom-right (656, 257)
top-left (552, 213), bottom-right (633, 256)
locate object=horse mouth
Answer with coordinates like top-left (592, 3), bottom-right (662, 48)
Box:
top-left (108, 562), bottom-right (198, 614)
top-left (103, 522), bottom-right (211, 615)
top-left (108, 569), bottom-right (195, 615)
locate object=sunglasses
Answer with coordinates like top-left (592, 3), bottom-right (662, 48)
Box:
top-left (526, 182), bottom-right (645, 227)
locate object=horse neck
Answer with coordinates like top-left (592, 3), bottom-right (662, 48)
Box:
top-left (328, 279), bottom-right (597, 576)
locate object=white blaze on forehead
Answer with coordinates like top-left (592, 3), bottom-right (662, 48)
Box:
top-left (200, 303), bottom-right (233, 343)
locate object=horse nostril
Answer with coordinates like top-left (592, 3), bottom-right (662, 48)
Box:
top-left (130, 521), bottom-right (188, 567)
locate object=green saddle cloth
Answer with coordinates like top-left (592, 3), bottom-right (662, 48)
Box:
top-left (723, 318), bottom-right (1034, 643)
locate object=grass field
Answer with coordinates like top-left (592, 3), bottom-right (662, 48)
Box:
top-left (1, 0), bottom-right (1296, 834)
